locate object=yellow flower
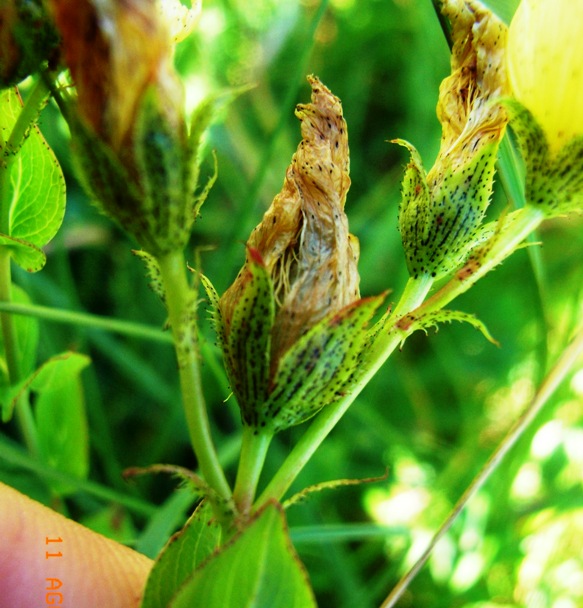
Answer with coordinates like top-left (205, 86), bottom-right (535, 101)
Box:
top-left (507, 0), bottom-right (583, 155)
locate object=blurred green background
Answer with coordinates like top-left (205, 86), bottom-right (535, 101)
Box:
top-left (2, 1), bottom-right (582, 606)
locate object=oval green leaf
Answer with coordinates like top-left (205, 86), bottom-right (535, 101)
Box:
top-left (169, 502), bottom-right (316, 608)
top-left (0, 87), bottom-right (66, 272)
top-left (141, 500), bottom-right (221, 608)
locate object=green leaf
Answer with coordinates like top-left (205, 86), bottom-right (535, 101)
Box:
top-left (0, 87), bottom-right (66, 272)
top-left (0, 233), bottom-right (45, 273)
top-left (136, 487), bottom-right (198, 559)
top-left (169, 502), bottom-right (316, 608)
top-left (34, 353), bottom-right (91, 495)
top-left (141, 500), bottom-right (221, 608)
top-left (2, 351), bottom-right (90, 424)
top-left (29, 351), bottom-right (91, 392)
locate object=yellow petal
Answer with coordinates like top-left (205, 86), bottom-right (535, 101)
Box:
top-left (508, 0), bottom-right (583, 154)
top-left (159, 0), bottom-right (201, 44)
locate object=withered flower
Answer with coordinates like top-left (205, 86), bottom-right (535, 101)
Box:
top-left (47, 0), bottom-right (203, 256)
top-left (206, 76), bottom-right (381, 433)
top-left (0, 0), bottom-right (59, 87)
top-left (49, 0), bottom-right (183, 151)
top-left (222, 75), bottom-right (359, 367)
top-left (398, 0), bottom-right (509, 280)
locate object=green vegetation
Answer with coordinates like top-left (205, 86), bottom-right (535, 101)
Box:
top-left (1, 1), bottom-right (582, 606)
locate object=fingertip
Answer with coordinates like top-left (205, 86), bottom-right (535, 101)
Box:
top-left (0, 482), bottom-right (153, 608)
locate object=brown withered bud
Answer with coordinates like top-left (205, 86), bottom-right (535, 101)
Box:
top-left (398, 0), bottom-right (509, 280)
top-left (47, 0), bottom-right (184, 154)
top-left (205, 76), bottom-right (382, 432)
top-left (220, 75), bottom-right (360, 373)
top-left (45, 0), bottom-right (204, 256)
top-left (0, 0), bottom-right (59, 86)
top-left (435, 0), bottom-right (509, 177)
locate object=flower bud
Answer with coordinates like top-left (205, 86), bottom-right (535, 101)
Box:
top-left (398, 0), bottom-right (509, 280)
top-left (505, 0), bottom-right (583, 215)
top-left (206, 77), bottom-right (383, 433)
top-left (47, 0), bottom-right (203, 256)
top-left (0, 0), bottom-right (59, 87)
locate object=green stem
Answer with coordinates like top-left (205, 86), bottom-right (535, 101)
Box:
top-left (380, 322), bottom-right (583, 608)
top-left (0, 301), bottom-right (173, 343)
top-left (257, 275), bottom-right (434, 506)
top-left (157, 250), bottom-right (231, 505)
top-left (233, 426), bottom-right (273, 515)
top-left (0, 250), bottom-right (38, 455)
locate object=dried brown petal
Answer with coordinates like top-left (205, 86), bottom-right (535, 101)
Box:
top-left (48, 0), bottom-right (183, 152)
top-left (398, 1), bottom-right (510, 280)
top-left (220, 75), bottom-right (360, 369)
top-left (431, 0), bottom-right (509, 182)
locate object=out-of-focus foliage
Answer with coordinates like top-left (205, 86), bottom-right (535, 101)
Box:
top-left (1, 1), bottom-right (581, 607)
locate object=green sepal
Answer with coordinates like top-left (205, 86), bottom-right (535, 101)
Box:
top-left (283, 470), bottom-right (387, 509)
top-left (221, 249), bottom-right (275, 427)
top-left (397, 138), bottom-right (497, 280)
top-left (262, 294), bottom-right (384, 433)
top-left (140, 500), bottom-right (222, 608)
top-left (505, 99), bottom-right (583, 216)
top-left (167, 501), bottom-right (316, 608)
top-left (68, 115), bottom-right (158, 250)
top-left (186, 86), bottom-right (250, 222)
top-left (132, 249), bottom-right (165, 304)
top-left (395, 308), bottom-right (499, 348)
top-left (200, 273), bottom-right (227, 354)
top-left (193, 150), bottom-right (218, 221)
top-left (133, 86), bottom-right (191, 253)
